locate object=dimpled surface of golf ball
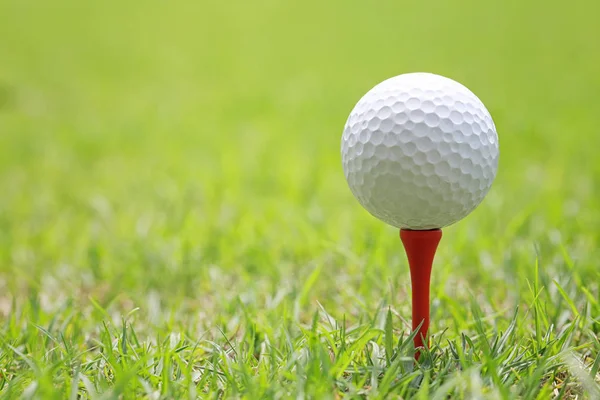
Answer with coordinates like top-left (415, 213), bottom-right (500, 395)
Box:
top-left (341, 72), bottom-right (499, 230)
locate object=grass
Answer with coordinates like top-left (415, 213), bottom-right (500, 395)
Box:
top-left (1, 0), bottom-right (600, 398)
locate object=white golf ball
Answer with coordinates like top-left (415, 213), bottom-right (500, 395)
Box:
top-left (341, 72), bottom-right (499, 230)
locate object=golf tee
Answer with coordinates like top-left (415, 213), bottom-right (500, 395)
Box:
top-left (400, 228), bottom-right (442, 358)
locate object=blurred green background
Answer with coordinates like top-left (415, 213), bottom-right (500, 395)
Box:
top-left (1, 0), bottom-right (599, 397)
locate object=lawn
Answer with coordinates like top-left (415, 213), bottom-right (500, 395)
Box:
top-left (1, 0), bottom-right (599, 398)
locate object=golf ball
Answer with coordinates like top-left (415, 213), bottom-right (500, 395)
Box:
top-left (341, 72), bottom-right (499, 230)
